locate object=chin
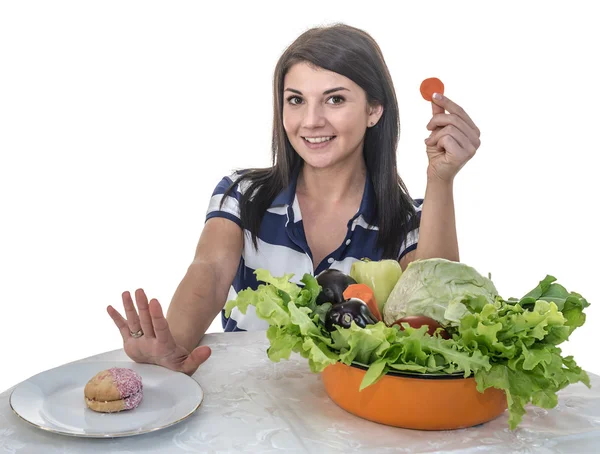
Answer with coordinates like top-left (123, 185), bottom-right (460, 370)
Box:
top-left (292, 141), bottom-right (341, 168)
top-left (297, 152), bottom-right (341, 169)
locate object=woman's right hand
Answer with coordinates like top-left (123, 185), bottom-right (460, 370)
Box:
top-left (107, 289), bottom-right (211, 376)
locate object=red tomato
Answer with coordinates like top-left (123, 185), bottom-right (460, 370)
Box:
top-left (392, 315), bottom-right (450, 339)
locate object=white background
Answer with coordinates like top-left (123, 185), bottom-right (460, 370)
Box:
top-left (1, 1), bottom-right (598, 393)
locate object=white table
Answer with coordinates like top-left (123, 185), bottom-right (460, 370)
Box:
top-left (1, 331), bottom-right (599, 453)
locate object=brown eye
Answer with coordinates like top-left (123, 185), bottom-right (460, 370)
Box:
top-left (327, 95), bottom-right (345, 105)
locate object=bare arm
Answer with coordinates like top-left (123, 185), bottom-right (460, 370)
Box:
top-left (398, 179), bottom-right (458, 271)
top-left (400, 91), bottom-right (481, 269)
top-left (166, 217), bottom-right (243, 352)
top-left (413, 177), bottom-right (459, 262)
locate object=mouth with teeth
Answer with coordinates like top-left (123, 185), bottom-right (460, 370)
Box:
top-left (302, 136), bottom-right (337, 148)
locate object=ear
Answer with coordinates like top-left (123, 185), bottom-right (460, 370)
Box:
top-left (367, 103), bottom-right (384, 128)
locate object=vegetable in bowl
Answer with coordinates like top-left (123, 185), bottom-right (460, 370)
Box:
top-left (383, 258), bottom-right (498, 326)
top-left (224, 259), bottom-right (590, 430)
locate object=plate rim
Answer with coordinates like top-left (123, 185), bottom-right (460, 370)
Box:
top-left (8, 360), bottom-right (205, 438)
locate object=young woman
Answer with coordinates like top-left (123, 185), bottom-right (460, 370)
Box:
top-left (107, 24), bottom-right (481, 375)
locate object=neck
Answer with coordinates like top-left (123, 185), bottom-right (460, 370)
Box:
top-left (297, 156), bottom-right (367, 204)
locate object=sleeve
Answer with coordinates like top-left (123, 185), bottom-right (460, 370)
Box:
top-left (397, 198), bottom-right (423, 261)
top-left (205, 173), bottom-right (243, 228)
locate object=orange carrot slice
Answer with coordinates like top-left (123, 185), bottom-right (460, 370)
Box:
top-left (420, 77), bottom-right (444, 101)
top-left (343, 283), bottom-right (382, 322)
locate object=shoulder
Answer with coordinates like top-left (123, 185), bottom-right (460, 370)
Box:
top-left (211, 170), bottom-right (253, 197)
top-left (206, 170), bottom-right (252, 227)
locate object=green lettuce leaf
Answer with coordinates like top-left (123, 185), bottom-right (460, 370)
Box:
top-left (266, 324), bottom-right (303, 362)
top-left (255, 269), bottom-right (300, 299)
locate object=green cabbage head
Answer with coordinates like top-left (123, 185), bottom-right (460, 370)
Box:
top-left (383, 258), bottom-right (498, 326)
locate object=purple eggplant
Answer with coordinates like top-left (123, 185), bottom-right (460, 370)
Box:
top-left (325, 298), bottom-right (378, 331)
top-left (316, 269), bottom-right (357, 305)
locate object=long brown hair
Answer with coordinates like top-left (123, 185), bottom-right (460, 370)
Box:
top-left (223, 23), bottom-right (417, 259)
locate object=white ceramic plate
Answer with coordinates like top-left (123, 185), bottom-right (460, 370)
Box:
top-left (9, 360), bottom-right (204, 438)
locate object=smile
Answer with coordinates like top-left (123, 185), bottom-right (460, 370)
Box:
top-left (301, 136), bottom-right (337, 150)
top-left (302, 136), bottom-right (336, 144)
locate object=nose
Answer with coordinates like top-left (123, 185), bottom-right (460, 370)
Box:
top-left (302, 103), bottom-right (326, 129)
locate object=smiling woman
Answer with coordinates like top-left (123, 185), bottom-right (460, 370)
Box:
top-left (105, 23), bottom-right (480, 375)
top-left (232, 25), bottom-right (419, 264)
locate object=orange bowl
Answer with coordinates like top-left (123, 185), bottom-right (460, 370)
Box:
top-left (321, 362), bottom-right (507, 430)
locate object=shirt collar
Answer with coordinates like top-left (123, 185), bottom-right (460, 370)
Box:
top-left (269, 164), bottom-right (377, 224)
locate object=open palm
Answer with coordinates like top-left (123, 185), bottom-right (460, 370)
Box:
top-left (107, 289), bottom-right (211, 376)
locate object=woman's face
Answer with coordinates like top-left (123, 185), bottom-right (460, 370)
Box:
top-left (282, 62), bottom-right (382, 171)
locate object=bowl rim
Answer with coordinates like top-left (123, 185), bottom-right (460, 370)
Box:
top-left (348, 362), bottom-right (469, 380)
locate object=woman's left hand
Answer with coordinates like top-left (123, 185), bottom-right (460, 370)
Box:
top-left (424, 94), bottom-right (481, 183)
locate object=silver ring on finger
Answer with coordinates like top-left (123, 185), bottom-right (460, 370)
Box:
top-left (130, 328), bottom-right (144, 338)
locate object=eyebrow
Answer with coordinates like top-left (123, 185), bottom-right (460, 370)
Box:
top-left (284, 87), bottom-right (350, 96)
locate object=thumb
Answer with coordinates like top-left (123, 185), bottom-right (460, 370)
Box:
top-left (181, 345), bottom-right (212, 376)
top-left (431, 98), bottom-right (445, 116)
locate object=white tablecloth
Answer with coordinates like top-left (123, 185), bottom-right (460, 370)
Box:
top-left (1, 331), bottom-right (599, 453)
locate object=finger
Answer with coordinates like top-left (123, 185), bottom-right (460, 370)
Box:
top-left (181, 346), bottom-right (212, 376)
top-left (122, 291), bottom-right (142, 335)
top-left (437, 135), bottom-right (467, 161)
top-left (426, 114), bottom-right (481, 148)
top-left (431, 96), bottom-right (445, 116)
top-left (148, 298), bottom-right (176, 347)
top-left (107, 305), bottom-right (132, 341)
top-left (134, 289), bottom-right (156, 338)
top-left (426, 124), bottom-right (472, 151)
top-left (431, 94), bottom-right (479, 135)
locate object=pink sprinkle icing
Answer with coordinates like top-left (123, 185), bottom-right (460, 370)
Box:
top-left (109, 368), bottom-right (143, 409)
top-left (123, 388), bottom-right (143, 410)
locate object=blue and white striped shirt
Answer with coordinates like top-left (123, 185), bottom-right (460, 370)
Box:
top-left (206, 169), bottom-right (423, 332)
